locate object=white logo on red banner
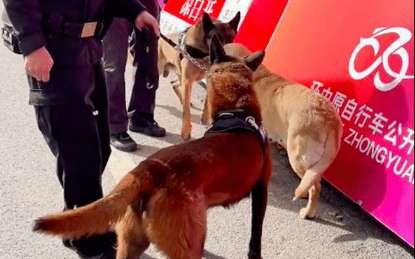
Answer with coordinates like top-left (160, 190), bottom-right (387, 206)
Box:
top-left (349, 27), bottom-right (414, 92)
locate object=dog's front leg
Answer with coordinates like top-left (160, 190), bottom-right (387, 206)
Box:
top-left (181, 62), bottom-right (193, 140)
top-left (200, 92), bottom-right (210, 125)
top-left (181, 78), bottom-right (193, 140)
top-left (248, 180), bottom-right (268, 259)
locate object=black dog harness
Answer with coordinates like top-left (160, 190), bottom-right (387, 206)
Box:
top-left (205, 109), bottom-right (268, 150)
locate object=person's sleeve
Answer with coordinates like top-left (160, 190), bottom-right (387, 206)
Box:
top-left (111, 0), bottom-right (146, 23)
top-left (2, 0), bottom-right (46, 56)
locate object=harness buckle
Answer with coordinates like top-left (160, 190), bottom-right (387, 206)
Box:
top-left (81, 22), bottom-right (98, 38)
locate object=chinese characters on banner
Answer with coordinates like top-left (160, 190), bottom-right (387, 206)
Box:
top-left (161, 0), bottom-right (226, 34)
top-left (179, 0), bottom-right (219, 21)
top-left (311, 80), bottom-right (414, 186)
top-left (263, 0), bottom-right (414, 247)
top-left (160, 0), bottom-right (253, 35)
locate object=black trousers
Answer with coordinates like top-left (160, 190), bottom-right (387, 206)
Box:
top-left (128, 13), bottom-right (160, 121)
top-left (33, 63), bottom-right (114, 257)
top-left (102, 0), bottom-right (160, 134)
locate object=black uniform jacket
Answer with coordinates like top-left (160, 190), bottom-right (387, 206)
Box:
top-left (3, 0), bottom-right (145, 64)
top-left (3, 0), bottom-right (146, 105)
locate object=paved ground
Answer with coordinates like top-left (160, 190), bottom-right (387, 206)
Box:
top-left (0, 9), bottom-right (413, 259)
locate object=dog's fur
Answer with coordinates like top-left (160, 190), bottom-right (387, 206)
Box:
top-left (158, 12), bottom-right (241, 140)
top-left (224, 43), bottom-right (343, 219)
top-left (33, 38), bottom-right (270, 259)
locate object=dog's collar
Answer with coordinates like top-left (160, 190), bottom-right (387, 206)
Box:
top-left (184, 45), bottom-right (209, 59)
top-left (205, 109), bottom-right (268, 149)
top-left (177, 31), bottom-right (209, 71)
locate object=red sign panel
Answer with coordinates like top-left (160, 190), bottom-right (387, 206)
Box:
top-left (234, 0), bottom-right (288, 51)
top-left (160, 0), bottom-right (288, 51)
top-left (264, 0), bottom-right (414, 247)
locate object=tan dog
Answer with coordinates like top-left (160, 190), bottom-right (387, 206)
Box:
top-left (33, 37), bottom-right (270, 259)
top-left (225, 43), bottom-right (343, 219)
top-left (159, 12), bottom-right (241, 140)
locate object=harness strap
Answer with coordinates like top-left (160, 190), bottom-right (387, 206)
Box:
top-left (205, 109), bottom-right (268, 150)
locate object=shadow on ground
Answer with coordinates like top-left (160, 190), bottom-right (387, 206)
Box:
top-left (157, 104), bottom-right (203, 125)
top-left (203, 250), bottom-right (226, 259)
top-left (268, 147), bottom-right (414, 254)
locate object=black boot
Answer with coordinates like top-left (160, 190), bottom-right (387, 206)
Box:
top-left (62, 232), bottom-right (117, 259)
top-left (110, 131), bottom-right (138, 152)
top-left (129, 112), bottom-right (166, 137)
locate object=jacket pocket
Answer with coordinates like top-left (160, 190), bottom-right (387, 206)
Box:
top-left (27, 75), bottom-right (64, 106)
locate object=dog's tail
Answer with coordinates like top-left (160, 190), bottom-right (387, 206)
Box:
top-left (33, 165), bottom-right (155, 239)
top-left (293, 129), bottom-right (341, 200)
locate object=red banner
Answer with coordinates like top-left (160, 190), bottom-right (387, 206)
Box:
top-left (160, 0), bottom-right (287, 51)
top-left (264, 0), bottom-right (414, 247)
top-left (234, 0), bottom-right (288, 51)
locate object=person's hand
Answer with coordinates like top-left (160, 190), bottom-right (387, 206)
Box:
top-left (24, 47), bottom-right (54, 83)
top-left (135, 11), bottom-right (160, 37)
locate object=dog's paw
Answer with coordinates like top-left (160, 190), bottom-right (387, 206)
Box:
top-left (248, 250), bottom-right (262, 259)
top-left (181, 124), bottom-right (192, 140)
top-left (299, 208), bottom-right (316, 220)
top-left (181, 131), bottom-right (191, 141)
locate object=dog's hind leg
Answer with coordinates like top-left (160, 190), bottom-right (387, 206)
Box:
top-left (171, 74), bottom-right (183, 104)
top-left (299, 182), bottom-right (321, 219)
top-left (293, 131), bottom-right (339, 219)
top-left (116, 205), bottom-right (149, 259)
top-left (147, 190), bottom-right (206, 259)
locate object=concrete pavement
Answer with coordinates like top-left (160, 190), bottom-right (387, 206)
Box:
top-left (0, 10), bottom-right (413, 259)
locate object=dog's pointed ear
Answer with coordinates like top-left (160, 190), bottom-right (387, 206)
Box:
top-left (228, 12), bottom-right (241, 32)
top-left (202, 12), bottom-right (215, 33)
top-left (210, 35), bottom-right (227, 64)
top-left (244, 51), bottom-right (265, 71)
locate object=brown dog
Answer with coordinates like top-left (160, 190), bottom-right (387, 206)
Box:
top-left (159, 12), bottom-right (241, 140)
top-left (33, 37), bottom-right (270, 259)
top-left (225, 43), bottom-right (343, 219)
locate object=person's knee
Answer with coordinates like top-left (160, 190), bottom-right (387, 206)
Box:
top-left (103, 57), bottom-right (127, 75)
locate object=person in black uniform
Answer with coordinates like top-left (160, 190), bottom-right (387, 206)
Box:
top-left (103, 0), bottom-right (165, 152)
top-left (2, 0), bottom-right (159, 258)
